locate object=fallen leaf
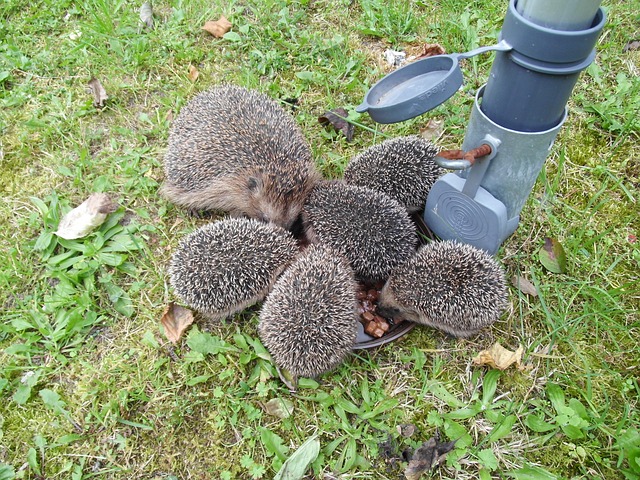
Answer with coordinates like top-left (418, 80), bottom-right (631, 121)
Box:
top-left (623, 40), bottom-right (640, 52)
top-left (202, 16), bottom-right (232, 38)
top-left (87, 77), bottom-right (108, 108)
top-left (415, 43), bottom-right (446, 60)
top-left (318, 107), bottom-right (354, 142)
top-left (511, 275), bottom-right (538, 297)
top-left (538, 237), bottom-right (567, 273)
top-left (274, 434), bottom-right (320, 480)
top-left (378, 435), bottom-right (401, 462)
top-left (420, 118), bottom-right (444, 141)
top-left (264, 398), bottom-right (294, 419)
top-left (55, 193), bottom-right (118, 239)
top-left (473, 342), bottom-right (524, 371)
top-left (397, 424), bottom-right (417, 438)
top-left (404, 432), bottom-right (456, 480)
top-left (139, 2), bottom-right (154, 30)
top-left (160, 303), bottom-right (195, 344)
top-left (188, 65), bottom-right (199, 82)
top-left (276, 365), bottom-right (298, 392)
top-left (628, 234), bottom-right (636, 244)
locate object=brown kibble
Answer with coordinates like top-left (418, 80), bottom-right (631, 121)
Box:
top-left (374, 316), bottom-right (390, 332)
top-left (364, 321), bottom-right (376, 335)
top-left (364, 321), bottom-right (385, 338)
top-left (362, 311), bottom-right (375, 322)
top-left (356, 280), bottom-right (396, 339)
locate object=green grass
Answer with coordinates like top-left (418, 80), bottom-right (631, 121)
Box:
top-left (1, 0), bottom-right (639, 478)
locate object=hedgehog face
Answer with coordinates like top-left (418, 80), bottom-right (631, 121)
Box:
top-left (378, 241), bottom-right (508, 338)
top-left (246, 165), bottom-right (319, 231)
top-left (245, 181), bottom-right (303, 230)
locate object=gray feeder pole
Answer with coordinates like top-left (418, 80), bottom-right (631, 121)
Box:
top-left (424, 0), bottom-right (605, 253)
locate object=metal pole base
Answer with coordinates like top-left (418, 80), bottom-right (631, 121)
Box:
top-left (424, 86), bottom-right (566, 254)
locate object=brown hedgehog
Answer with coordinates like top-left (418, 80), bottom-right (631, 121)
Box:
top-left (302, 181), bottom-right (418, 283)
top-left (377, 240), bottom-right (508, 338)
top-left (169, 218), bottom-right (299, 321)
top-left (258, 244), bottom-right (358, 378)
top-left (161, 86), bottom-right (321, 230)
top-left (343, 135), bottom-right (443, 213)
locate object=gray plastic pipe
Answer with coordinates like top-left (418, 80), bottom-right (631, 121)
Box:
top-left (424, 0), bottom-right (605, 253)
top-left (516, 0), bottom-right (601, 30)
top-left (480, 0), bottom-right (604, 131)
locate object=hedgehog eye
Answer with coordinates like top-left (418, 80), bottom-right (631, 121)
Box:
top-left (247, 177), bottom-right (260, 191)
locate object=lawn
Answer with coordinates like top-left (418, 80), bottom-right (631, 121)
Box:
top-left (0, 0), bottom-right (638, 478)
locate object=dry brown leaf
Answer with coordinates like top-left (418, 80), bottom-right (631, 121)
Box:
top-left (55, 193), bottom-right (118, 239)
top-left (276, 365), bottom-right (298, 392)
top-left (623, 40), bottom-right (640, 52)
top-left (473, 342), bottom-right (524, 371)
top-left (160, 302), bottom-right (195, 344)
top-left (397, 424), bottom-right (416, 438)
top-left (87, 77), bottom-right (108, 108)
top-left (404, 432), bottom-right (456, 480)
top-left (202, 16), bottom-right (232, 38)
top-left (139, 2), bottom-right (154, 30)
top-left (318, 107), bottom-right (354, 142)
top-left (420, 118), bottom-right (445, 141)
top-left (263, 398), bottom-right (294, 419)
top-left (511, 275), bottom-right (538, 297)
top-left (415, 43), bottom-right (446, 60)
top-left (188, 65), bottom-right (199, 82)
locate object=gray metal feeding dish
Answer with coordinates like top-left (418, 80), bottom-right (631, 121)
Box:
top-left (355, 42), bottom-right (511, 124)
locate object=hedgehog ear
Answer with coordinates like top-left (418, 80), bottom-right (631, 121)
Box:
top-left (247, 176), bottom-right (262, 192)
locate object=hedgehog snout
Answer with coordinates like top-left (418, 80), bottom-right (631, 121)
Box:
top-left (375, 304), bottom-right (403, 321)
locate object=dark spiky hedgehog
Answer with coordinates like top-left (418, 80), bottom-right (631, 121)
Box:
top-left (169, 218), bottom-right (299, 320)
top-left (302, 181), bottom-right (418, 283)
top-left (378, 240), bottom-right (508, 337)
top-left (258, 244), bottom-right (358, 378)
top-left (162, 86), bottom-right (321, 230)
top-left (343, 135), bottom-right (443, 212)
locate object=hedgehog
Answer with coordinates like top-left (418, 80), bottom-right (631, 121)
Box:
top-left (302, 181), bottom-right (418, 283)
top-left (343, 135), bottom-right (443, 213)
top-left (161, 86), bottom-right (322, 230)
top-left (377, 240), bottom-right (508, 338)
top-left (258, 244), bottom-right (358, 379)
top-left (169, 217), bottom-right (299, 321)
